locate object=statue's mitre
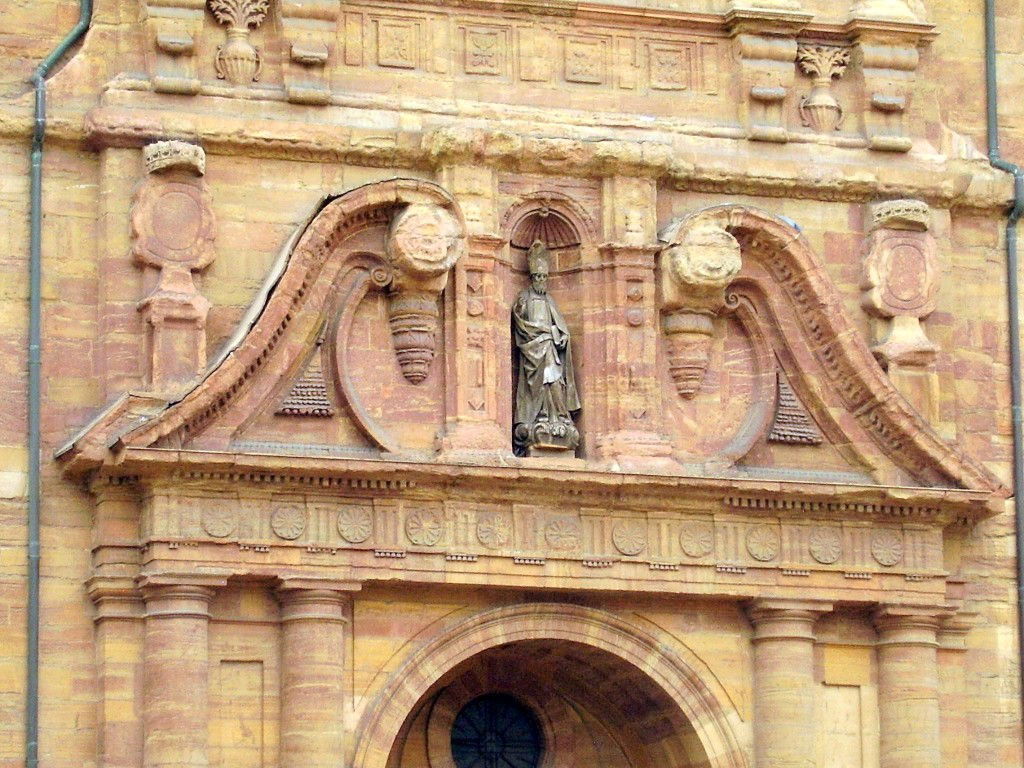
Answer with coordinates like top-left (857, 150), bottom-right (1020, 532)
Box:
top-left (527, 240), bottom-right (550, 275)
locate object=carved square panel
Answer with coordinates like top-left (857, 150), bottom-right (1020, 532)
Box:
top-left (375, 18), bottom-right (418, 69)
top-left (463, 26), bottom-right (506, 76)
top-left (564, 36), bottom-right (606, 84)
top-left (649, 43), bottom-right (693, 90)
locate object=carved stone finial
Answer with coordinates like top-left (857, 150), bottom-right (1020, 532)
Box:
top-left (659, 222), bottom-right (742, 399)
top-left (207, 0), bottom-right (270, 85)
top-left (861, 200), bottom-right (939, 367)
top-left (797, 45), bottom-right (851, 133)
top-left (383, 203), bottom-right (465, 384)
top-left (131, 148), bottom-right (217, 393)
top-left (144, 140), bottom-right (206, 176)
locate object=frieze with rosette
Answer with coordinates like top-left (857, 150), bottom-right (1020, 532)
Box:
top-left (138, 486), bottom-right (947, 581)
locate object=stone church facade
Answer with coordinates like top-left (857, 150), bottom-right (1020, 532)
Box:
top-left (1, 0), bottom-right (1023, 767)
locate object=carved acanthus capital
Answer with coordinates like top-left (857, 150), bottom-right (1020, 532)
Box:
top-left (383, 203), bottom-right (466, 384)
top-left (658, 221), bottom-right (742, 398)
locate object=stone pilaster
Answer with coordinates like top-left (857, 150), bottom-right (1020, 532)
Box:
top-left (938, 612), bottom-right (975, 768)
top-left (141, 579), bottom-right (223, 768)
top-left (874, 606), bottom-right (942, 768)
top-left (277, 582), bottom-right (357, 768)
top-left (89, 578), bottom-right (145, 768)
top-left (748, 599), bottom-right (831, 768)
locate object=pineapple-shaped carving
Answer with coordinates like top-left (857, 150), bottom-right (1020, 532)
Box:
top-left (208, 0), bottom-right (270, 85)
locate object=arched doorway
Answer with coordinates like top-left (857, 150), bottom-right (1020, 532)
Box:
top-left (389, 639), bottom-right (715, 768)
top-left (353, 604), bottom-right (748, 768)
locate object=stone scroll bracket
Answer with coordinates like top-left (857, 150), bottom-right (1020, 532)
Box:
top-left (860, 198), bottom-right (941, 424)
top-left (280, 0), bottom-right (339, 105)
top-left (141, 0), bottom-right (206, 95)
top-left (131, 140), bottom-right (216, 396)
top-left (726, 1), bottom-right (812, 144)
top-left (657, 219), bottom-right (743, 401)
top-left (847, 2), bottom-right (935, 153)
top-left (382, 203), bottom-right (466, 386)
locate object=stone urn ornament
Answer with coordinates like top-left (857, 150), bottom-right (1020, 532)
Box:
top-left (797, 45), bottom-right (851, 133)
top-left (208, 0), bottom-right (269, 85)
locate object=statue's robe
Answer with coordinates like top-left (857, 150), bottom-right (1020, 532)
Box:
top-left (512, 287), bottom-right (581, 428)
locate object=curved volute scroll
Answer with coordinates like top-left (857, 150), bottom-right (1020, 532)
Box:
top-left (658, 218), bottom-right (743, 399)
top-left (660, 204), bottom-right (1003, 493)
top-left (73, 179), bottom-right (467, 456)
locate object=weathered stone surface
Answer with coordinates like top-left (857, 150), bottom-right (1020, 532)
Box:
top-left (2, 1), bottom-right (1023, 767)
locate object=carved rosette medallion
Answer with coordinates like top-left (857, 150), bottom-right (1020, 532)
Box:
top-left (871, 529), bottom-right (904, 567)
top-left (808, 527), bottom-right (842, 565)
top-left (745, 524), bottom-right (780, 562)
top-left (207, 0), bottom-right (269, 85)
top-left (384, 204), bottom-right (466, 384)
top-left (337, 505), bottom-right (373, 544)
top-left (406, 508), bottom-right (444, 546)
top-left (476, 513), bottom-right (513, 549)
top-left (271, 505), bottom-right (306, 540)
top-left (202, 507), bottom-right (237, 538)
top-left (612, 521), bottom-right (647, 556)
top-left (658, 221), bottom-right (742, 398)
top-left (679, 521), bottom-right (714, 558)
top-left (796, 45), bottom-right (851, 133)
top-left (544, 517), bottom-right (582, 552)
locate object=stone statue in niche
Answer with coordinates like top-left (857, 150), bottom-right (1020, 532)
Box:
top-left (513, 241), bottom-right (581, 456)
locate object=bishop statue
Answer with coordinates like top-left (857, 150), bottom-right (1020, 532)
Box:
top-left (512, 241), bottom-right (581, 455)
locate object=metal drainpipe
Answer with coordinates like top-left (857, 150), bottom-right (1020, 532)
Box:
top-left (984, 0), bottom-right (1024, 740)
top-left (26, 2), bottom-right (92, 768)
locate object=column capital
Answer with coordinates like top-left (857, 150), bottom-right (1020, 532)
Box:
top-left (139, 574), bottom-right (227, 618)
top-left (276, 578), bottom-right (359, 622)
top-left (873, 605), bottom-right (943, 647)
top-left (87, 575), bottom-right (144, 621)
top-left (747, 599), bottom-right (832, 641)
top-left (937, 611), bottom-right (979, 651)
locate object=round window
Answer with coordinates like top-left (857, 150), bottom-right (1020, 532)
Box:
top-left (450, 693), bottom-right (543, 768)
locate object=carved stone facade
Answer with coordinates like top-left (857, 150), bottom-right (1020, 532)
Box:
top-left (2, 1), bottom-right (1023, 768)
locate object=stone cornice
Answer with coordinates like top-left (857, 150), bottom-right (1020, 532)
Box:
top-left (100, 446), bottom-right (997, 523)
top-left (0, 94), bottom-right (1009, 211)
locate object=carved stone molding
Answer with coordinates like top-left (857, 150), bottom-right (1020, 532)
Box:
top-left (131, 141), bottom-right (216, 394)
top-left (384, 203), bottom-right (466, 384)
top-left (847, 18), bottom-right (934, 153)
top-left (861, 199), bottom-right (939, 367)
top-left (208, 0), bottom-right (270, 85)
top-left (141, 0), bottom-right (205, 95)
top-left (658, 220), bottom-right (742, 398)
top-left (280, 0), bottom-right (338, 104)
top-left (796, 45), bottom-right (851, 133)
